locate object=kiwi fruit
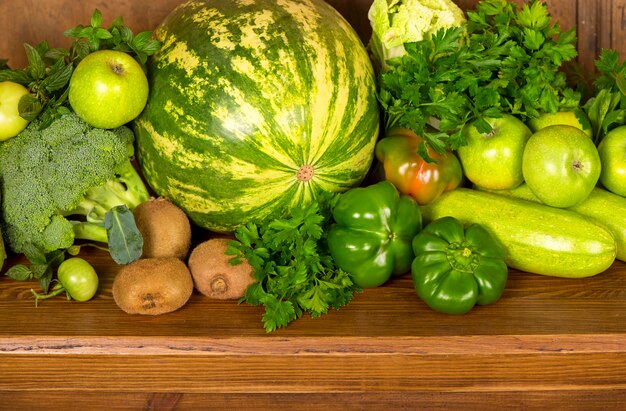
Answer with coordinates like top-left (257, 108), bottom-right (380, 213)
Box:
top-left (188, 238), bottom-right (255, 300)
top-left (112, 257), bottom-right (193, 315)
top-left (133, 197), bottom-right (192, 259)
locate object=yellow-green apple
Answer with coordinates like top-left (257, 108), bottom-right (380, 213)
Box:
top-left (598, 125), bottom-right (626, 197)
top-left (522, 125), bottom-right (601, 208)
top-left (69, 50), bottom-right (148, 129)
top-left (527, 111), bottom-right (593, 138)
top-left (0, 81), bottom-right (30, 141)
top-left (457, 114), bottom-right (532, 190)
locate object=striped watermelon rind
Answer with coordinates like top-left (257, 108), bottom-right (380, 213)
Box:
top-left (134, 0), bottom-right (380, 232)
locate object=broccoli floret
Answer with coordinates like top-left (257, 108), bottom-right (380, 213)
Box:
top-left (0, 112), bottom-right (150, 254)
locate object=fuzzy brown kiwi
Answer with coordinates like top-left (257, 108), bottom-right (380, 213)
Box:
top-left (133, 197), bottom-right (192, 260)
top-left (188, 238), bottom-right (255, 300)
top-left (112, 257), bottom-right (193, 315)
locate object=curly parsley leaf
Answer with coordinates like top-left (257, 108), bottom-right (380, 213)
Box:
top-left (378, 0), bottom-right (580, 161)
top-left (228, 200), bottom-right (359, 333)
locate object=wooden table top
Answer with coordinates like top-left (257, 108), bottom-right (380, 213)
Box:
top-left (1, 248), bottom-right (626, 409)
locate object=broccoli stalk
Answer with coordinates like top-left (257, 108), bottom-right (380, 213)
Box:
top-left (67, 156), bottom-right (149, 243)
top-left (0, 112), bottom-right (150, 256)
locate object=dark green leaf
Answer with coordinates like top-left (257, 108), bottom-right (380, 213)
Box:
top-left (104, 205), bottom-right (143, 265)
top-left (616, 73), bottom-right (626, 96)
top-left (134, 53), bottom-right (148, 65)
top-left (0, 68), bottom-right (32, 85)
top-left (23, 43), bottom-right (45, 79)
top-left (5, 265), bottom-right (33, 281)
top-left (22, 243), bottom-right (47, 265)
top-left (42, 60), bottom-right (73, 93)
top-left (95, 27), bottom-right (113, 40)
top-left (18, 93), bottom-right (42, 122)
top-left (63, 25), bottom-right (84, 38)
top-left (602, 109), bottom-right (626, 135)
top-left (140, 39), bottom-right (162, 56)
top-left (45, 249), bottom-right (66, 269)
top-left (87, 37), bottom-right (100, 52)
top-left (120, 26), bottom-right (133, 44)
top-left (56, 105), bottom-right (72, 115)
top-left (45, 47), bottom-right (70, 62)
top-left (31, 264), bottom-right (49, 279)
top-left (91, 9), bottom-right (103, 28)
top-left (39, 270), bottom-right (53, 294)
top-left (132, 31), bottom-right (154, 50)
top-left (73, 41), bottom-right (91, 60)
top-left (109, 27), bottom-right (122, 44)
top-left (109, 16), bottom-right (125, 30)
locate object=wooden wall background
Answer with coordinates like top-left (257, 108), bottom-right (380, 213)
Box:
top-left (0, 0), bottom-right (625, 75)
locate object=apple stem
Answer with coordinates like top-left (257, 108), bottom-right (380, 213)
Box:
top-left (108, 61), bottom-right (125, 76)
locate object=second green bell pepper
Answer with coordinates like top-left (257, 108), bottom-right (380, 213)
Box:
top-left (411, 216), bottom-right (508, 314)
top-left (327, 181), bottom-right (422, 288)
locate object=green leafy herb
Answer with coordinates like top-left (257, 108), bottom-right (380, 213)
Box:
top-left (0, 9), bottom-right (161, 128)
top-left (379, 0), bottom-right (579, 161)
top-left (63, 9), bottom-right (162, 64)
top-left (4, 244), bottom-right (66, 293)
top-left (467, 0), bottom-right (579, 118)
top-left (582, 49), bottom-right (626, 144)
top-left (227, 200), bottom-right (358, 333)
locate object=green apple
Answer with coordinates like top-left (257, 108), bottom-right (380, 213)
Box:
top-left (527, 111), bottom-right (593, 138)
top-left (69, 50), bottom-right (149, 129)
top-left (522, 125), bottom-right (601, 208)
top-left (598, 125), bottom-right (626, 197)
top-left (457, 114), bottom-right (532, 190)
top-left (0, 81), bottom-right (30, 141)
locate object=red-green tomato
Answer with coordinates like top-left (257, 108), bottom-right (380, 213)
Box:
top-left (0, 81), bottom-right (30, 141)
top-left (375, 128), bottom-right (463, 205)
top-left (69, 50), bottom-right (149, 129)
top-left (57, 257), bottom-right (99, 302)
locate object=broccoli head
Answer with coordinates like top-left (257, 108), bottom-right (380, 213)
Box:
top-left (0, 112), bottom-right (150, 254)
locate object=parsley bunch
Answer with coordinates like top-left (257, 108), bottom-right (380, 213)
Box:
top-left (228, 201), bottom-right (358, 333)
top-left (467, 0), bottom-right (579, 118)
top-left (0, 9), bottom-right (161, 129)
top-left (379, 0), bottom-right (580, 161)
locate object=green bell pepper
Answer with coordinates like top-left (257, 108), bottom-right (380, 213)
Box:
top-left (411, 216), bottom-right (507, 314)
top-left (327, 181), bottom-right (422, 288)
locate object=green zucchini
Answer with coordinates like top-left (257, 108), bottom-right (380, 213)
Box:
top-left (480, 184), bottom-right (626, 262)
top-left (420, 188), bottom-right (616, 278)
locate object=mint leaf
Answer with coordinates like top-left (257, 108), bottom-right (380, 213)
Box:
top-left (91, 9), bottom-right (103, 28)
top-left (18, 94), bottom-right (42, 121)
top-left (5, 265), bottom-right (34, 281)
top-left (24, 43), bottom-right (45, 80)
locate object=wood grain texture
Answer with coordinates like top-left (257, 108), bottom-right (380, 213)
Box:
top-left (1, 391), bottom-right (626, 411)
top-left (2, 0), bottom-right (626, 408)
top-left (1, 248), bottom-right (626, 408)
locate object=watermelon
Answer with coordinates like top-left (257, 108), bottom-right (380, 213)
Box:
top-left (134, 0), bottom-right (380, 232)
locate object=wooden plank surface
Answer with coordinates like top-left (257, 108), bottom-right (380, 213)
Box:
top-left (1, 249), bottom-right (626, 408)
top-left (2, 0), bottom-right (626, 408)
